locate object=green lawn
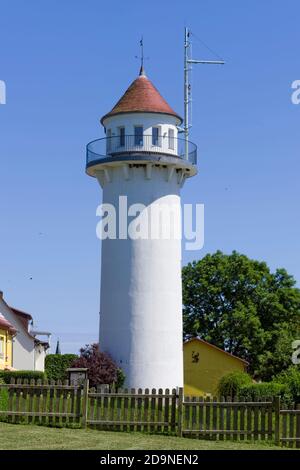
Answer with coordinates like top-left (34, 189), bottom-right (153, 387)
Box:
top-left (0, 422), bottom-right (287, 450)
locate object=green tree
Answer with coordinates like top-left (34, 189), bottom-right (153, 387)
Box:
top-left (182, 251), bottom-right (300, 380)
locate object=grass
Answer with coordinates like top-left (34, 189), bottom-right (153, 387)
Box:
top-left (0, 422), bottom-right (287, 450)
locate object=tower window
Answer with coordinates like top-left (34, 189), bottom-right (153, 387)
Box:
top-left (107, 129), bottom-right (112, 152)
top-left (134, 126), bottom-right (143, 146)
top-left (152, 127), bottom-right (160, 146)
top-left (168, 128), bottom-right (175, 150)
top-left (119, 127), bottom-right (125, 147)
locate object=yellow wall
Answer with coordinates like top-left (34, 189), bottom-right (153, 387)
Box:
top-left (0, 329), bottom-right (13, 370)
top-left (184, 340), bottom-right (246, 396)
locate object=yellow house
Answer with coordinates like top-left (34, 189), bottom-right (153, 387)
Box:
top-left (184, 338), bottom-right (248, 396)
top-left (0, 314), bottom-right (16, 370)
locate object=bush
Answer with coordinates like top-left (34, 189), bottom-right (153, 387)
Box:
top-left (45, 354), bottom-right (78, 381)
top-left (0, 377), bottom-right (8, 418)
top-left (71, 343), bottom-right (125, 388)
top-left (274, 366), bottom-right (300, 404)
top-left (239, 382), bottom-right (288, 402)
top-left (0, 370), bottom-right (45, 384)
top-left (217, 371), bottom-right (252, 398)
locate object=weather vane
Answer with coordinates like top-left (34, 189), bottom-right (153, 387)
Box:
top-left (135, 36), bottom-right (149, 75)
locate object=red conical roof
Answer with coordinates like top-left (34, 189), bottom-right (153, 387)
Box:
top-left (101, 71), bottom-right (182, 125)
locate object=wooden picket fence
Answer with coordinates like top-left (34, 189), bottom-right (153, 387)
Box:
top-left (182, 396), bottom-right (273, 441)
top-left (87, 387), bottom-right (178, 434)
top-left (275, 398), bottom-right (300, 448)
top-left (1, 379), bottom-right (300, 447)
top-left (0, 378), bottom-right (84, 426)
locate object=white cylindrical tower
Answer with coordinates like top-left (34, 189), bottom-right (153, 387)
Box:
top-left (86, 67), bottom-right (197, 389)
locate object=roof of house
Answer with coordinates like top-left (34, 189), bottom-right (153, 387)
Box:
top-left (9, 306), bottom-right (32, 320)
top-left (184, 337), bottom-right (249, 365)
top-left (34, 338), bottom-right (50, 350)
top-left (1, 293), bottom-right (50, 350)
top-left (101, 69), bottom-right (182, 125)
top-left (9, 306), bottom-right (32, 332)
top-left (0, 314), bottom-right (17, 335)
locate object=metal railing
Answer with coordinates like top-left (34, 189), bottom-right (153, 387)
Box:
top-left (86, 135), bottom-right (197, 167)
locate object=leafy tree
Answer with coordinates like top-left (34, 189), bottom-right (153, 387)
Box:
top-left (182, 251), bottom-right (300, 380)
top-left (71, 343), bottom-right (123, 388)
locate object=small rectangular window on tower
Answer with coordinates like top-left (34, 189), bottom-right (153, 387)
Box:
top-left (107, 129), bottom-right (112, 153)
top-left (119, 127), bottom-right (125, 147)
top-left (168, 128), bottom-right (175, 150)
top-left (152, 127), bottom-right (160, 146)
top-left (134, 126), bottom-right (143, 146)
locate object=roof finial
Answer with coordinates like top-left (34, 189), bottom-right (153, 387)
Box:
top-left (139, 36), bottom-right (146, 76)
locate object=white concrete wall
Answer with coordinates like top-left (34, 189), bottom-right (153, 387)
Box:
top-left (98, 164), bottom-right (184, 389)
top-left (0, 299), bottom-right (35, 370)
top-left (103, 113), bottom-right (179, 156)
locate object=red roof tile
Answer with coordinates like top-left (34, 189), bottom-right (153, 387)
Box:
top-left (101, 73), bottom-right (182, 125)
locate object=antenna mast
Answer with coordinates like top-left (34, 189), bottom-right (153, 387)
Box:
top-left (184, 27), bottom-right (225, 159)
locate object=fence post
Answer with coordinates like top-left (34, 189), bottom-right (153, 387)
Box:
top-left (296, 404), bottom-right (300, 449)
top-left (81, 378), bottom-right (89, 429)
top-left (274, 396), bottom-right (280, 446)
top-left (177, 387), bottom-right (184, 438)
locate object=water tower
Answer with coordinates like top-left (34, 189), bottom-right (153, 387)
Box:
top-left (86, 64), bottom-right (197, 389)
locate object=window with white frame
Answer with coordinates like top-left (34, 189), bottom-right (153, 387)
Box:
top-left (152, 127), bottom-right (160, 146)
top-left (168, 128), bottom-right (175, 150)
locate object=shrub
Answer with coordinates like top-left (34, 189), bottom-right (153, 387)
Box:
top-left (0, 377), bottom-right (8, 418)
top-left (274, 366), bottom-right (300, 404)
top-left (217, 371), bottom-right (252, 398)
top-left (0, 370), bottom-right (45, 384)
top-left (45, 354), bottom-right (78, 381)
top-left (71, 343), bottom-right (124, 388)
top-left (239, 382), bottom-right (288, 402)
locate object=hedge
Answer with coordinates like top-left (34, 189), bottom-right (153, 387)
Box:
top-left (0, 376), bottom-right (8, 417)
top-left (45, 354), bottom-right (78, 381)
top-left (0, 370), bottom-right (45, 384)
top-left (274, 366), bottom-right (300, 404)
top-left (238, 382), bottom-right (288, 402)
top-left (116, 368), bottom-right (126, 389)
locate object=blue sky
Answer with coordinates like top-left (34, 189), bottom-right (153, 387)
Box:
top-left (0, 0), bottom-right (299, 353)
